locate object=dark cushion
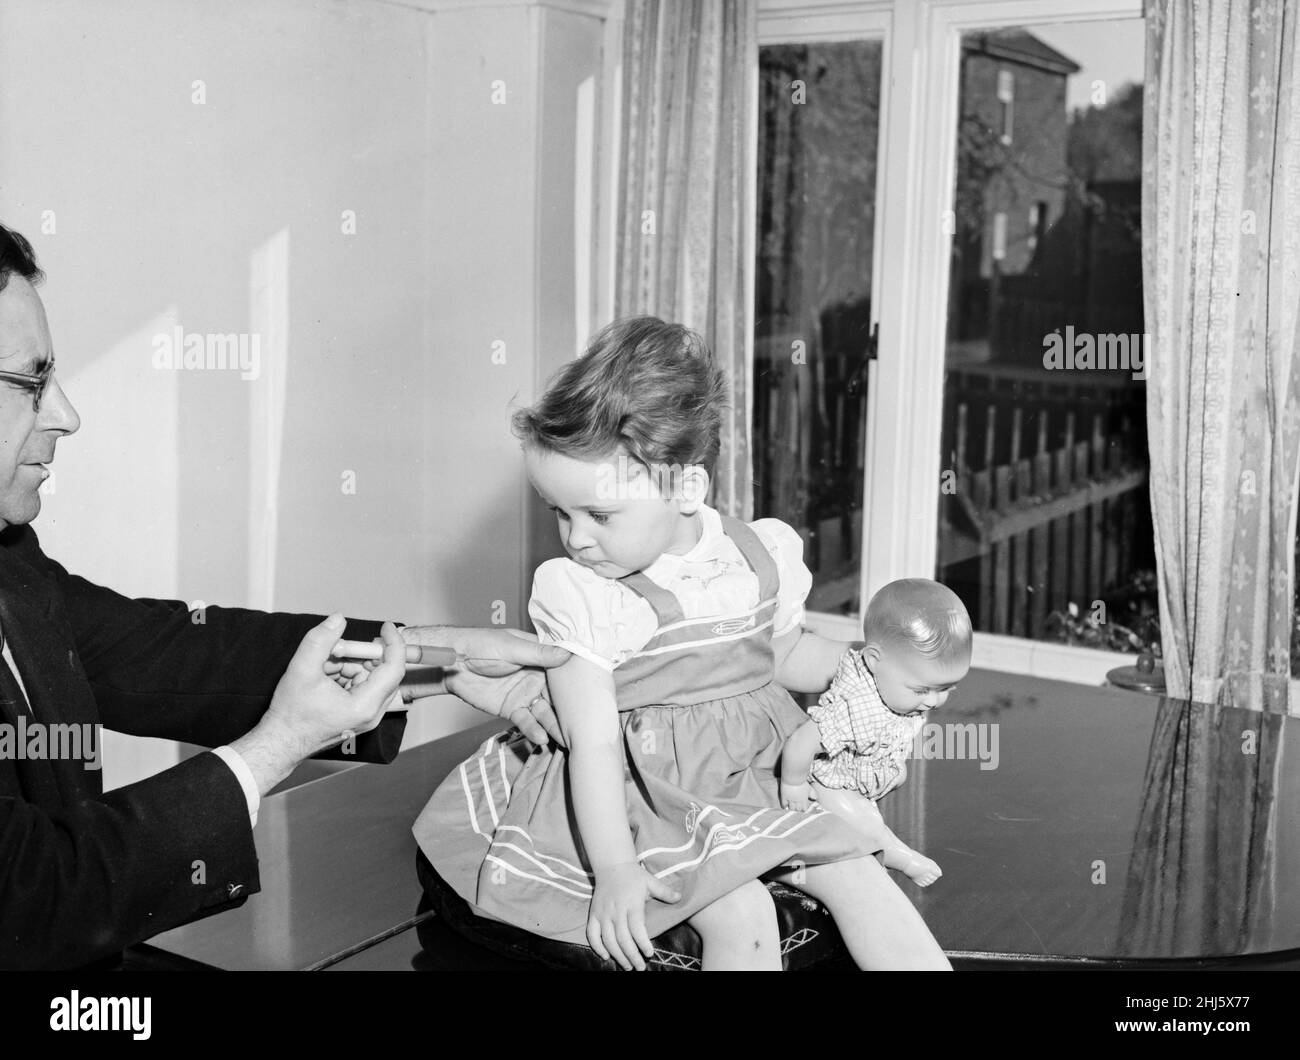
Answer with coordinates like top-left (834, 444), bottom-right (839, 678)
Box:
top-left (415, 850), bottom-right (852, 971)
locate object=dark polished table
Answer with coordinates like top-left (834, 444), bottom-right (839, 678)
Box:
top-left (147, 669), bottom-right (1300, 969)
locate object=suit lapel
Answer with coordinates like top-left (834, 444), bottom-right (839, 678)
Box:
top-left (0, 545), bottom-right (45, 729)
top-left (0, 639), bottom-right (29, 727)
top-left (0, 533), bottom-right (102, 801)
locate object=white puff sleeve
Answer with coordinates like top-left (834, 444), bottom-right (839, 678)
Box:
top-left (528, 558), bottom-right (623, 671)
top-left (750, 517), bottom-right (813, 637)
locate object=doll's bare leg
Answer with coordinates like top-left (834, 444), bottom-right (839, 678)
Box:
top-left (770, 857), bottom-right (950, 970)
top-left (687, 879), bottom-right (782, 970)
top-left (811, 781), bottom-right (942, 886)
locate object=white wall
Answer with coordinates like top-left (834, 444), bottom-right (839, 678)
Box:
top-left (0, 0), bottom-right (610, 783)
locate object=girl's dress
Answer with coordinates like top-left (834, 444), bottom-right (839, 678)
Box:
top-left (413, 506), bottom-right (881, 945)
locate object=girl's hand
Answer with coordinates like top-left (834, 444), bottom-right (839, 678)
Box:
top-left (780, 780), bottom-right (814, 812)
top-left (587, 862), bottom-right (681, 970)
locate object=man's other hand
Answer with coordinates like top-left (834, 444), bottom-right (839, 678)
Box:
top-left (399, 626), bottom-right (569, 746)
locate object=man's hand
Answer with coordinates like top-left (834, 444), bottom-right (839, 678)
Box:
top-left (231, 616), bottom-right (406, 795)
top-left (399, 626), bottom-right (570, 746)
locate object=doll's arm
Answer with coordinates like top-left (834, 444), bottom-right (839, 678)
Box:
top-left (779, 719), bottom-right (823, 811)
top-left (773, 629), bottom-right (856, 693)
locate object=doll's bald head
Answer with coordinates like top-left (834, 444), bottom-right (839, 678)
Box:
top-left (862, 579), bottom-right (972, 664)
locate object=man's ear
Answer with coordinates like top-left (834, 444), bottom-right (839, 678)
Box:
top-left (678, 465), bottom-right (710, 512)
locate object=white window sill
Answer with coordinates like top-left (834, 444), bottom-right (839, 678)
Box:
top-left (806, 614), bottom-right (1300, 705)
top-left (807, 614), bottom-right (1133, 685)
top-left (966, 631), bottom-right (1134, 685)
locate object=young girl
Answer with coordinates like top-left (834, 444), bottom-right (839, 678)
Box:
top-left (414, 317), bottom-right (949, 971)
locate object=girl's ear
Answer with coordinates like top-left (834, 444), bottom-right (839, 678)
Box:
top-left (678, 465), bottom-right (710, 512)
top-left (860, 642), bottom-right (883, 669)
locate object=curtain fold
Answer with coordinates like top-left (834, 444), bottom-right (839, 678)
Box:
top-left (616, 0), bottom-right (757, 518)
top-left (1118, 698), bottom-right (1282, 955)
top-left (1143, 0), bottom-right (1300, 712)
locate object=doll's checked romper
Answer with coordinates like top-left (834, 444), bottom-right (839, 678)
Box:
top-left (413, 514), bottom-right (881, 946)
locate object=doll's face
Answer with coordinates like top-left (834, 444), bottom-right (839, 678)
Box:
top-left (524, 445), bottom-right (706, 579)
top-left (864, 641), bottom-right (969, 716)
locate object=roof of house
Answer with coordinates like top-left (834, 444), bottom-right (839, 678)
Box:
top-left (962, 29), bottom-right (1082, 77)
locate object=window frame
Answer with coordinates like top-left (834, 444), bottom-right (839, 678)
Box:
top-left (754, 2), bottom-right (894, 627)
top-left (757, 0), bottom-right (1146, 685)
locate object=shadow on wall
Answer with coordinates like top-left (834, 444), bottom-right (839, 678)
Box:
top-left (421, 457), bottom-right (532, 631)
top-left (2, 0), bottom-right (434, 620)
top-left (0, 0), bottom-right (549, 770)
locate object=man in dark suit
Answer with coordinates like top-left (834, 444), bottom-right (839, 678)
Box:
top-left (0, 224), bottom-right (566, 970)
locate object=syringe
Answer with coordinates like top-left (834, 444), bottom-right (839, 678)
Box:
top-left (330, 639), bottom-right (466, 668)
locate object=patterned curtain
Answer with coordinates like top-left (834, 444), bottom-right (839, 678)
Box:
top-left (1118, 698), bottom-right (1282, 955)
top-left (1143, 0), bottom-right (1300, 712)
top-left (616, 0), bottom-right (757, 518)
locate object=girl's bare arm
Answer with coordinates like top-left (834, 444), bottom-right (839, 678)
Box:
top-left (546, 653), bottom-right (681, 968)
top-left (546, 654), bottom-right (636, 870)
top-left (773, 628), bottom-right (854, 694)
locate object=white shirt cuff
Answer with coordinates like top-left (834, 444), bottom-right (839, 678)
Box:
top-left (212, 745), bottom-right (262, 827)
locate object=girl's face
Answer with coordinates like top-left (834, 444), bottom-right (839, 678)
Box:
top-left (524, 446), bottom-right (705, 578)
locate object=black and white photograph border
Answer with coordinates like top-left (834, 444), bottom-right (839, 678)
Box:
top-left (0, 0), bottom-right (1295, 1033)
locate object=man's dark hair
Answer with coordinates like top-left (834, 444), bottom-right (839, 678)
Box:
top-left (0, 223), bottom-right (43, 293)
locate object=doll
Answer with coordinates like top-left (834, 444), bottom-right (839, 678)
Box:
top-left (780, 578), bottom-right (972, 887)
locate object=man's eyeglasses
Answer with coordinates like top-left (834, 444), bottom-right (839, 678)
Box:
top-left (0, 361), bottom-right (54, 411)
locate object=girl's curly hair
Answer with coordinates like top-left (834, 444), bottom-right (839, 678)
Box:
top-left (513, 316), bottom-right (728, 474)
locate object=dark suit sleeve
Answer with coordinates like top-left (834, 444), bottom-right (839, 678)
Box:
top-left (0, 751), bottom-right (259, 970)
top-left (20, 531), bottom-right (406, 760)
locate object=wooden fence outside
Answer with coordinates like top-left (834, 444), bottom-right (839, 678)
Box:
top-left (751, 338), bottom-right (1152, 630)
top-left (938, 366), bottom-right (1151, 637)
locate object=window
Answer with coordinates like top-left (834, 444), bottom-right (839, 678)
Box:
top-left (997, 68), bottom-right (1015, 144)
top-left (1028, 201), bottom-right (1046, 254)
top-left (753, 39), bottom-right (884, 618)
top-left (748, 2), bottom-right (1148, 681)
top-left (937, 20), bottom-right (1154, 657)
